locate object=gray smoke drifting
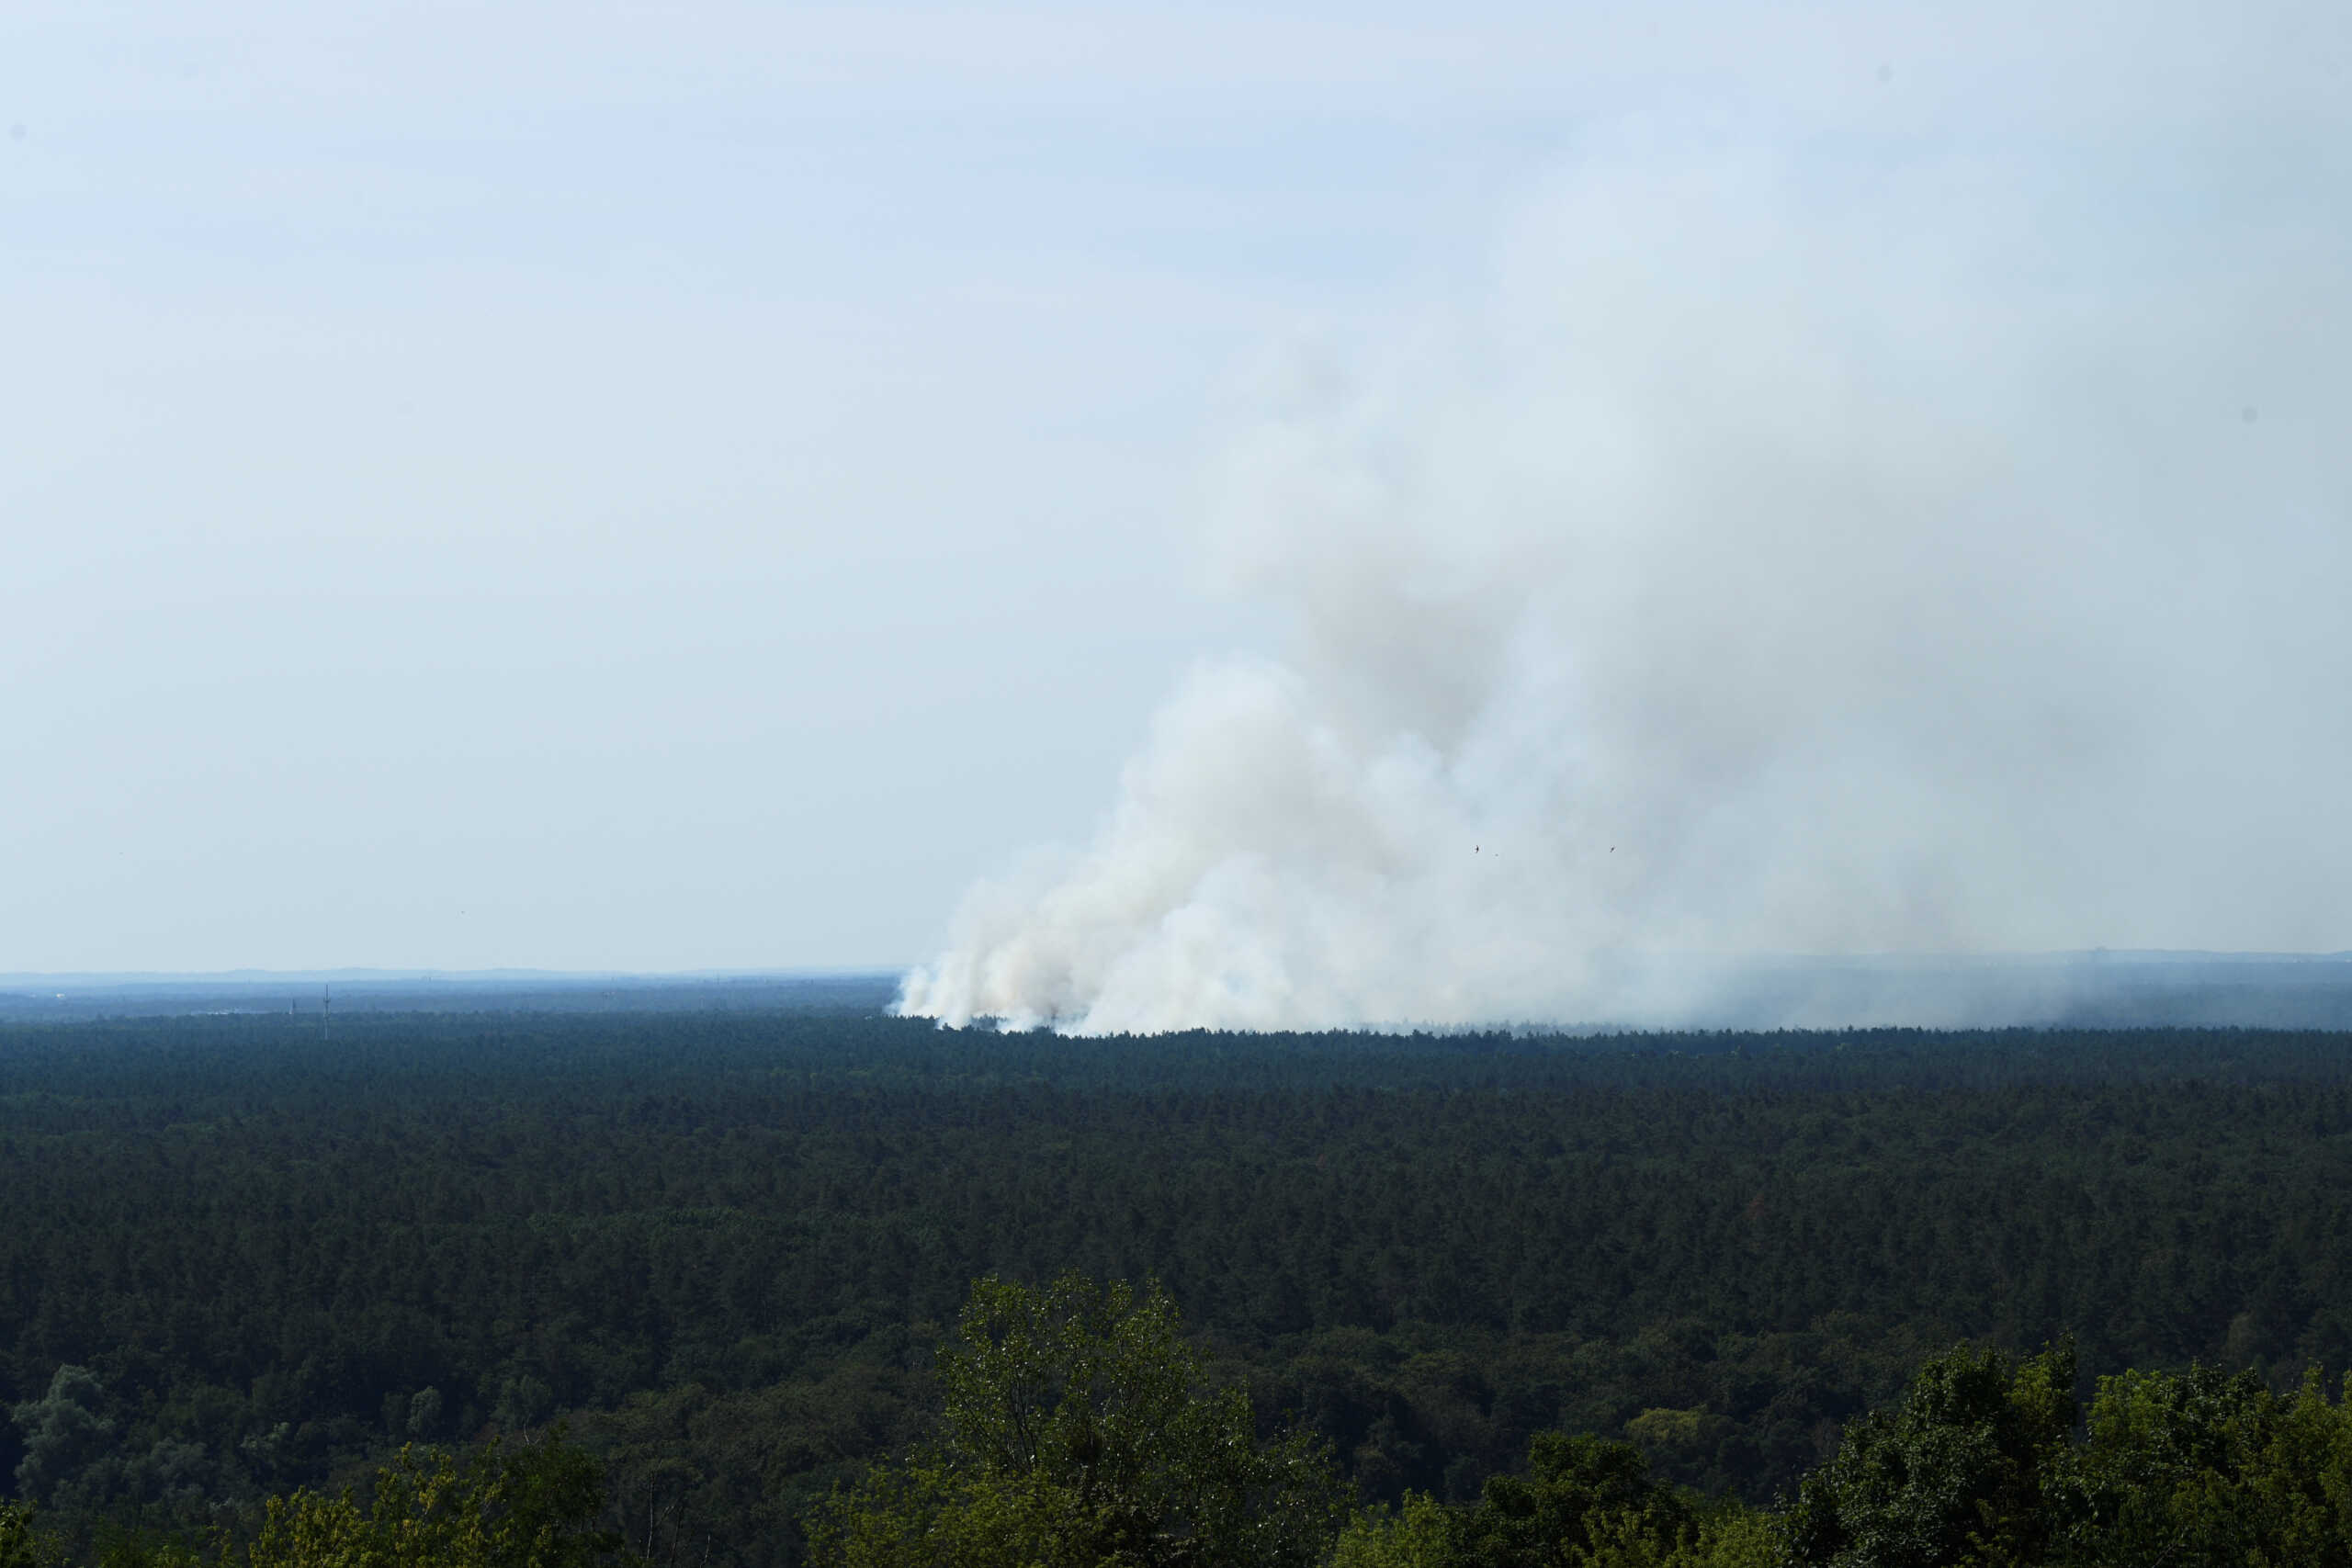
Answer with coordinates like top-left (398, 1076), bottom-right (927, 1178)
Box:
top-left (899, 133), bottom-right (2352, 1032)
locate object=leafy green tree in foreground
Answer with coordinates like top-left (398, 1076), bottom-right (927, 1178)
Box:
top-left (1781, 1342), bottom-right (2076, 1568)
top-left (246, 1435), bottom-right (620, 1568)
top-left (2, 1501), bottom-right (54, 1568)
top-left (1781, 1338), bottom-right (2352, 1566)
top-left (2051, 1361), bottom-right (2352, 1566)
top-left (1330, 1440), bottom-right (1776, 1568)
top-left (809, 1274), bottom-right (1348, 1568)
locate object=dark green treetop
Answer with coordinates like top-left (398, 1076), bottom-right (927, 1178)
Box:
top-left (811, 1273), bottom-right (1347, 1568)
top-left (1781, 1342), bottom-right (2075, 1568)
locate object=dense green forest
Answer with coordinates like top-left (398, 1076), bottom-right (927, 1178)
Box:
top-left (7, 1010), bottom-right (2352, 1563)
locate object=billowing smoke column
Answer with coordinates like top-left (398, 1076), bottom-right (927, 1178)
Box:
top-left (899, 145), bottom-right (2352, 1033)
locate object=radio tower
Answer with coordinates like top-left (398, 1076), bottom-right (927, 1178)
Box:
top-left (322, 984), bottom-right (331, 1043)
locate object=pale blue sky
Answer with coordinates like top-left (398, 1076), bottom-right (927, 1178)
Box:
top-left (4, 2), bottom-right (2345, 972)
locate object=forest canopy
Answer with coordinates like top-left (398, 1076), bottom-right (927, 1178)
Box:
top-left (7, 1011), bottom-right (2352, 1564)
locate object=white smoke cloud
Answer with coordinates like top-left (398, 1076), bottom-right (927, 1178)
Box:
top-left (899, 130), bottom-right (2352, 1032)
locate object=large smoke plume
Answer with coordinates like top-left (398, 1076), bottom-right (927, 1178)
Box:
top-left (899, 140), bottom-right (2352, 1032)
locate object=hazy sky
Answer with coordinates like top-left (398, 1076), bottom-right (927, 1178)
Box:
top-left (5, 3), bottom-right (2346, 975)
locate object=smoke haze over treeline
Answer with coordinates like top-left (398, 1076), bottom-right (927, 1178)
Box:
top-left (901, 119), bottom-right (2352, 1032)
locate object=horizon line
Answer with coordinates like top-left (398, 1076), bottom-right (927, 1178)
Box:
top-left (0, 966), bottom-right (910, 990)
top-left (10, 950), bottom-right (2352, 991)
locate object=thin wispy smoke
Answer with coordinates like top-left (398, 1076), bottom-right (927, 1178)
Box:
top-left (900, 139), bottom-right (2352, 1032)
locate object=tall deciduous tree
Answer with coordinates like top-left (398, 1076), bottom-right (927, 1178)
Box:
top-left (810, 1273), bottom-right (1347, 1568)
top-left (1781, 1342), bottom-right (2075, 1568)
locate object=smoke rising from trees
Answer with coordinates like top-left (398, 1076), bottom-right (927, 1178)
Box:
top-left (899, 135), bottom-right (2352, 1032)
